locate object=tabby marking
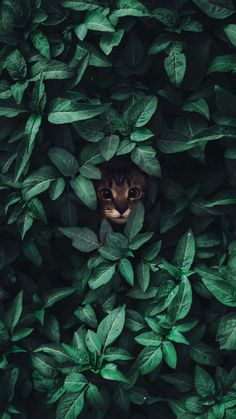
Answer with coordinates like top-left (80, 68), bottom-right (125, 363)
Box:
top-left (95, 166), bottom-right (147, 224)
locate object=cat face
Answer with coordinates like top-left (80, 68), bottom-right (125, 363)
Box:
top-left (95, 166), bottom-right (147, 224)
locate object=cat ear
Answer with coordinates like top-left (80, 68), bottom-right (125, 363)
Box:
top-left (129, 166), bottom-right (147, 189)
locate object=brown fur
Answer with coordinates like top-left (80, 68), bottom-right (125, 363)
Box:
top-left (95, 165), bottom-right (147, 224)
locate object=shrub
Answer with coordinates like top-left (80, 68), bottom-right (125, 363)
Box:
top-left (0, 0), bottom-right (236, 418)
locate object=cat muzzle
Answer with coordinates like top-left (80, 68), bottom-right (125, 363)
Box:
top-left (115, 203), bottom-right (129, 215)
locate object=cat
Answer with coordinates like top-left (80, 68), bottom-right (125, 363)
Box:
top-left (95, 164), bottom-right (147, 224)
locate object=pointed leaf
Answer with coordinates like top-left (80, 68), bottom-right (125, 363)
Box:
top-left (97, 305), bottom-right (126, 348)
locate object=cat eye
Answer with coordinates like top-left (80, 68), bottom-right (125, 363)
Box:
top-left (129, 187), bottom-right (141, 199)
top-left (100, 188), bottom-right (112, 200)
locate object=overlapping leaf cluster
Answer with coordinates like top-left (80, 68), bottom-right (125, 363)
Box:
top-left (1, 0), bottom-right (236, 418)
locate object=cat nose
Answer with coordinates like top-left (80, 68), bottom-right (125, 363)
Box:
top-left (116, 203), bottom-right (129, 215)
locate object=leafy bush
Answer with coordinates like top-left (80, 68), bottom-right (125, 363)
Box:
top-left (1, 0), bottom-right (236, 418)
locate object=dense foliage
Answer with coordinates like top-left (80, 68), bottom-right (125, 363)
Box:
top-left (1, 0), bottom-right (236, 418)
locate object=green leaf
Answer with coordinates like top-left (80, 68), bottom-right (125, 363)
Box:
top-left (194, 365), bottom-right (215, 397)
top-left (59, 227), bottom-right (99, 252)
top-left (31, 30), bottom-right (50, 58)
top-left (192, 0), bottom-right (234, 19)
top-left (161, 373), bottom-right (193, 392)
top-left (70, 175), bottom-right (97, 210)
top-left (5, 291), bottom-right (23, 333)
top-left (190, 342), bottom-right (221, 366)
top-left (43, 288), bottom-right (75, 308)
top-left (117, 140), bottom-right (136, 155)
top-left (183, 99), bottom-right (210, 120)
top-left (168, 278), bottom-right (192, 322)
top-left (124, 201), bottom-right (144, 241)
top-left (85, 11), bottom-right (115, 32)
top-left (226, 407), bottom-right (236, 419)
top-left (98, 245), bottom-right (121, 261)
top-left (118, 258), bottom-right (134, 285)
top-left (110, 0), bottom-right (150, 19)
top-left (107, 232), bottom-right (128, 249)
top-left (136, 261), bottom-right (150, 293)
top-left (73, 119), bottom-right (104, 142)
top-left (124, 33), bottom-right (144, 69)
top-left (86, 384), bottom-right (105, 410)
top-left (5, 366), bottom-right (19, 401)
top-left (32, 353), bottom-right (57, 378)
top-left (202, 191), bottom-right (236, 207)
top-left (80, 144), bottom-right (104, 164)
top-left (75, 304), bottom-right (97, 328)
top-left (135, 331), bottom-right (162, 347)
top-left (79, 163), bottom-right (101, 179)
top-left (162, 341), bottom-right (177, 369)
top-left (164, 43), bottom-right (186, 88)
top-left (25, 114), bottom-right (42, 152)
top-left (149, 33), bottom-right (174, 55)
top-left (185, 395), bottom-right (204, 414)
top-left (152, 7), bottom-right (178, 28)
top-left (23, 166), bottom-right (56, 200)
top-left (125, 96), bottom-right (158, 129)
top-left (22, 237), bottom-right (42, 266)
top-left (88, 261), bottom-right (116, 289)
top-left (142, 240), bottom-right (162, 262)
top-left (11, 80), bottom-right (28, 105)
top-left (104, 347), bottom-right (133, 361)
top-left (97, 305), bottom-right (126, 348)
top-left (100, 363), bottom-right (128, 383)
top-left (157, 130), bottom-right (192, 154)
top-left (174, 229), bottom-right (195, 271)
top-left (62, 343), bottom-right (89, 365)
top-left (168, 400), bottom-right (191, 417)
top-left (15, 114), bottom-right (42, 182)
top-left (49, 178), bottom-right (65, 200)
top-left (224, 24), bottom-right (236, 46)
top-left (56, 391), bottom-right (85, 419)
top-left (61, 1), bottom-right (100, 11)
top-left (27, 197), bottom-right (47, 223)
top-left (48, 98), bottom-right (110, 124)
top-left (31, 77), bottom-right (46, 113)
top-left (11, 327), bottom-right (33, 342)
top-left (31, 58), bottom-right (75, 80)
top-left (196, 267), bottom-right (236, 307)
top-left (85, 330), bottom-right (101, 354)
top-left (74, 24), bottom-right (88, 41)
top-left (100, 29), bottom-right (124, 55)
top-left (6, 49), bottom-right (27, 80)
top-left (167, 328), bottom-right (189, 345)
top-left (73, 51), bottom-right (90, 86)
top-left (131, 146), bottom-right (161, 176)
top-left (130, 128), bottom-right (154, 142)
top-left (207, 55), bottom-right (236, 74)
top-left (215, 85), bottom-right (236, 117)
top-left (64, 373), bottom-right (88, 392)
top-left (34, 344), bottom-right (71, 363)
top-left (129, 232), bottom-right (154, 250)
top-left (99, 135), bottom-right (120, 161)
top-left (48, 147), bottom-right (79, 177)
top-left (216, 313), bottom-right (236, 350)
top-left (137, 346), bottom-right (163, 375)
top-left (17, 212), bottom-right (34, 240)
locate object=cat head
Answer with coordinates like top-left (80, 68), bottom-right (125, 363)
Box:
top-left (95, 165), bottom-right (147, 224)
